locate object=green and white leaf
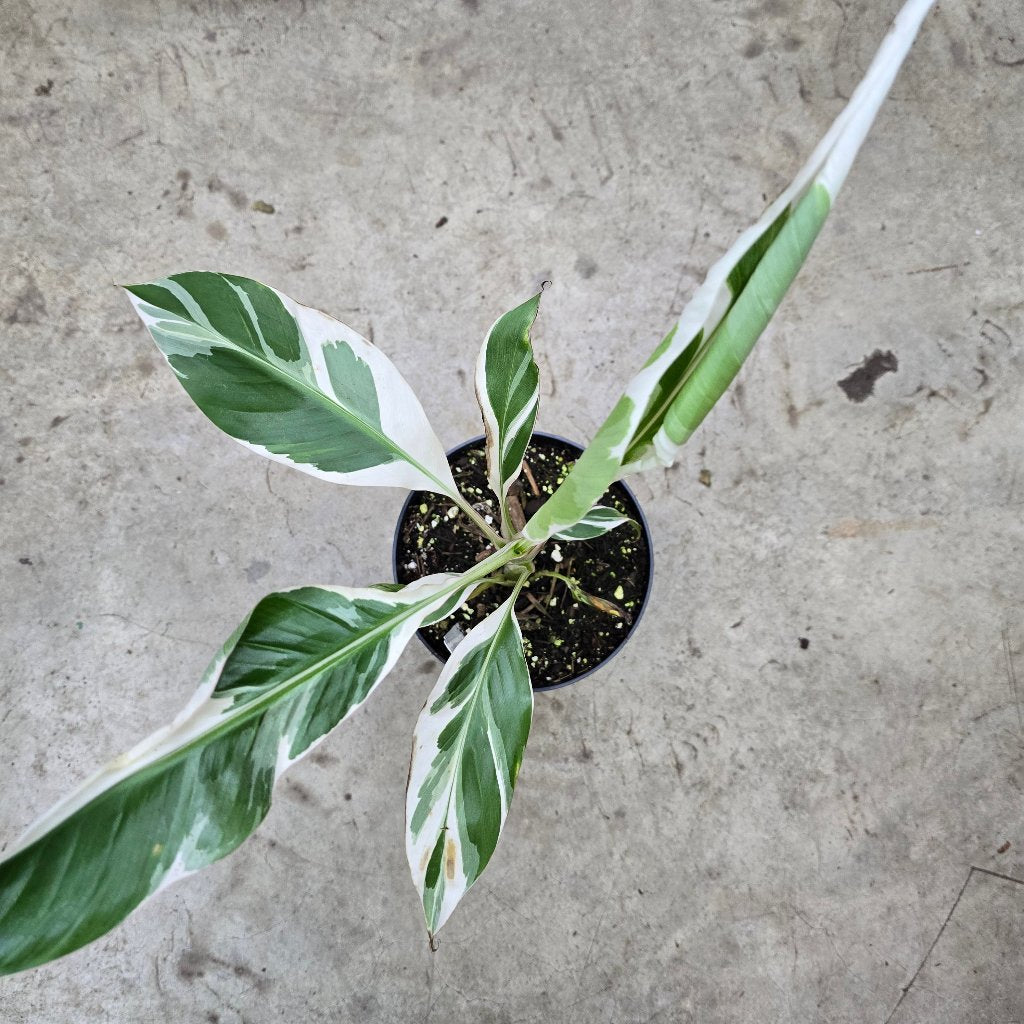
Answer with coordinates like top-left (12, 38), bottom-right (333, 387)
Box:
top-left (523, 0), bottom-right (935, 543)
top-left (552, 505), bottom-right (638, 542)
top-left (0, 570), bottom-right (487, 975)
top-left (474, 292), bottom-right (542, 530)
top-left (406, 591), bottom-right (532, 938)
top-left (125, 272), bottom-right (458, 496)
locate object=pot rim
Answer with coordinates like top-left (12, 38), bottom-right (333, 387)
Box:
top-left (391, 430), bottom-right (655, 692)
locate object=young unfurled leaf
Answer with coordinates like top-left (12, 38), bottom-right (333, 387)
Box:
top-left (523, 0), bottom-right (936, 543)
top-left (474, 292), bottom-right (542, 532)
top-left (406, 592), bottom-right (532, 938)
top-left (552, 505), bottom-right (639, 542)
top-left (0, 572), bottom-right (482, 975)
top-left (125, 272), bottom-right (459, 496)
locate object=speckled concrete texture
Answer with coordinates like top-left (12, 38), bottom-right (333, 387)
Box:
top-left (2, 1), bottom-right (1023, 1021)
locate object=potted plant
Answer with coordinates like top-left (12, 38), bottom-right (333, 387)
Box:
top-left (0, 0), bottom-right (936, 973)
top-left (392, 428), bottom-right (655, 690)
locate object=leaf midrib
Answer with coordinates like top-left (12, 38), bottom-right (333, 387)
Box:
top-left (429, 605), bottom-right (520, 855)
top-left (147, 575), bottom-right (489, 779)
top-left (19, 563), bottom-right (509, 851)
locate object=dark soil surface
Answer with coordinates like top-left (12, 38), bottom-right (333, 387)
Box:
top-left (394, 435), bottom-right (652, 689)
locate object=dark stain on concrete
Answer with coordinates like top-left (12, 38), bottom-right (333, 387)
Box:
top-left (244, 559), bottom-right (270, 583)
top-left (4, 272), bottom-right (47, 325)
top-left (175, 170), bottom-right (195, 218)
top-left (286, 779), bottom-right (315, 805)
top-left (177, 948), bottom-right (206, 981)
top-left (135, 354), bottom-right (158, 377)
top-left (178, 947), bottom-right (270, 991)
top-left (208, 175), bottom-right (248, 210)
top-left (838, 350), bottom-right (898, 403)
top-left (543, 111), bottom-right (564, 142)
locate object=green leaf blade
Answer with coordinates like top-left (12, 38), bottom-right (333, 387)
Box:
top-left (406, 594), bottom-right (532, 937)
top-left (724, 205), bottom-right (792, 298)
top-left (0, 574), bottom-right (476, 975)
top-left (659, 183), bottom-right (831, 447)
top-left (125, 272), bottom-right (458, 496)
top-left (552, 504), bottom-right (638, 542)
top-left (523, 0), bottom-right (935, 542)
top-left (474, 293), bottom-right (542, 522)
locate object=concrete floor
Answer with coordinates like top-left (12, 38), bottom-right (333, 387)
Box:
top-left (2, 1), bottom-right (1022, 1020)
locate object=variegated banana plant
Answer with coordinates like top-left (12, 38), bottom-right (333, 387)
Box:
top-left (0, 0), bottom-right (935, 973)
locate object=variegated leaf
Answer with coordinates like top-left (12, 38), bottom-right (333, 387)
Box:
top-left (523, 0), bottom-right (935, 543)
top-left (474, 293), bottom-right (542, 530)
top-left (0, 571), bottom-right (484, 975)
top-left (406, 592), bottom-right (532, 937)
top-left (552, 505), bottom-right (638, 542)
top-left (125, 272), bottom-right (458, 496)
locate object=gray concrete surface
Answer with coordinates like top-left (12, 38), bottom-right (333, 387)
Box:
top-left (1, 1), bottom-right (1022, 1021)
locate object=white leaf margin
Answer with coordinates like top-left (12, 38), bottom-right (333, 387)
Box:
top-left (405, 592), bottom-right (531, 935)
top-left (552, 505), bottom-right (637, 542)
top-left (622, 0), bottom-right (937, 474)
top-left (474, 300), bottom-right (541, 515)
top-left (127, 277), bottom-right (459, 497)
top-left (2, 571), bottom-right (477, 895)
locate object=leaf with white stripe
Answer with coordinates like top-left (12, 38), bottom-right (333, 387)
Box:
top-left (0, 571), bottom-right (485, 975)
top-left (552, 505), bottom-right (638, 542)
top-left (125, 272), bottom-right (458, 496)
top-left (406, 592), bottom-right (532, 938)
top-left (474, 292), bottom-right (542, 532)
top-left (523, 0), bottom-right (936, 542)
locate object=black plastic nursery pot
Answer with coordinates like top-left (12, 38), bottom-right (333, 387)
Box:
top-left (392, 432), bottom-right (654, 691)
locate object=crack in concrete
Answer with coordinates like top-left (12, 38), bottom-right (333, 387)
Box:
top-left (884, 866), bottom-right (1024, 1023)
